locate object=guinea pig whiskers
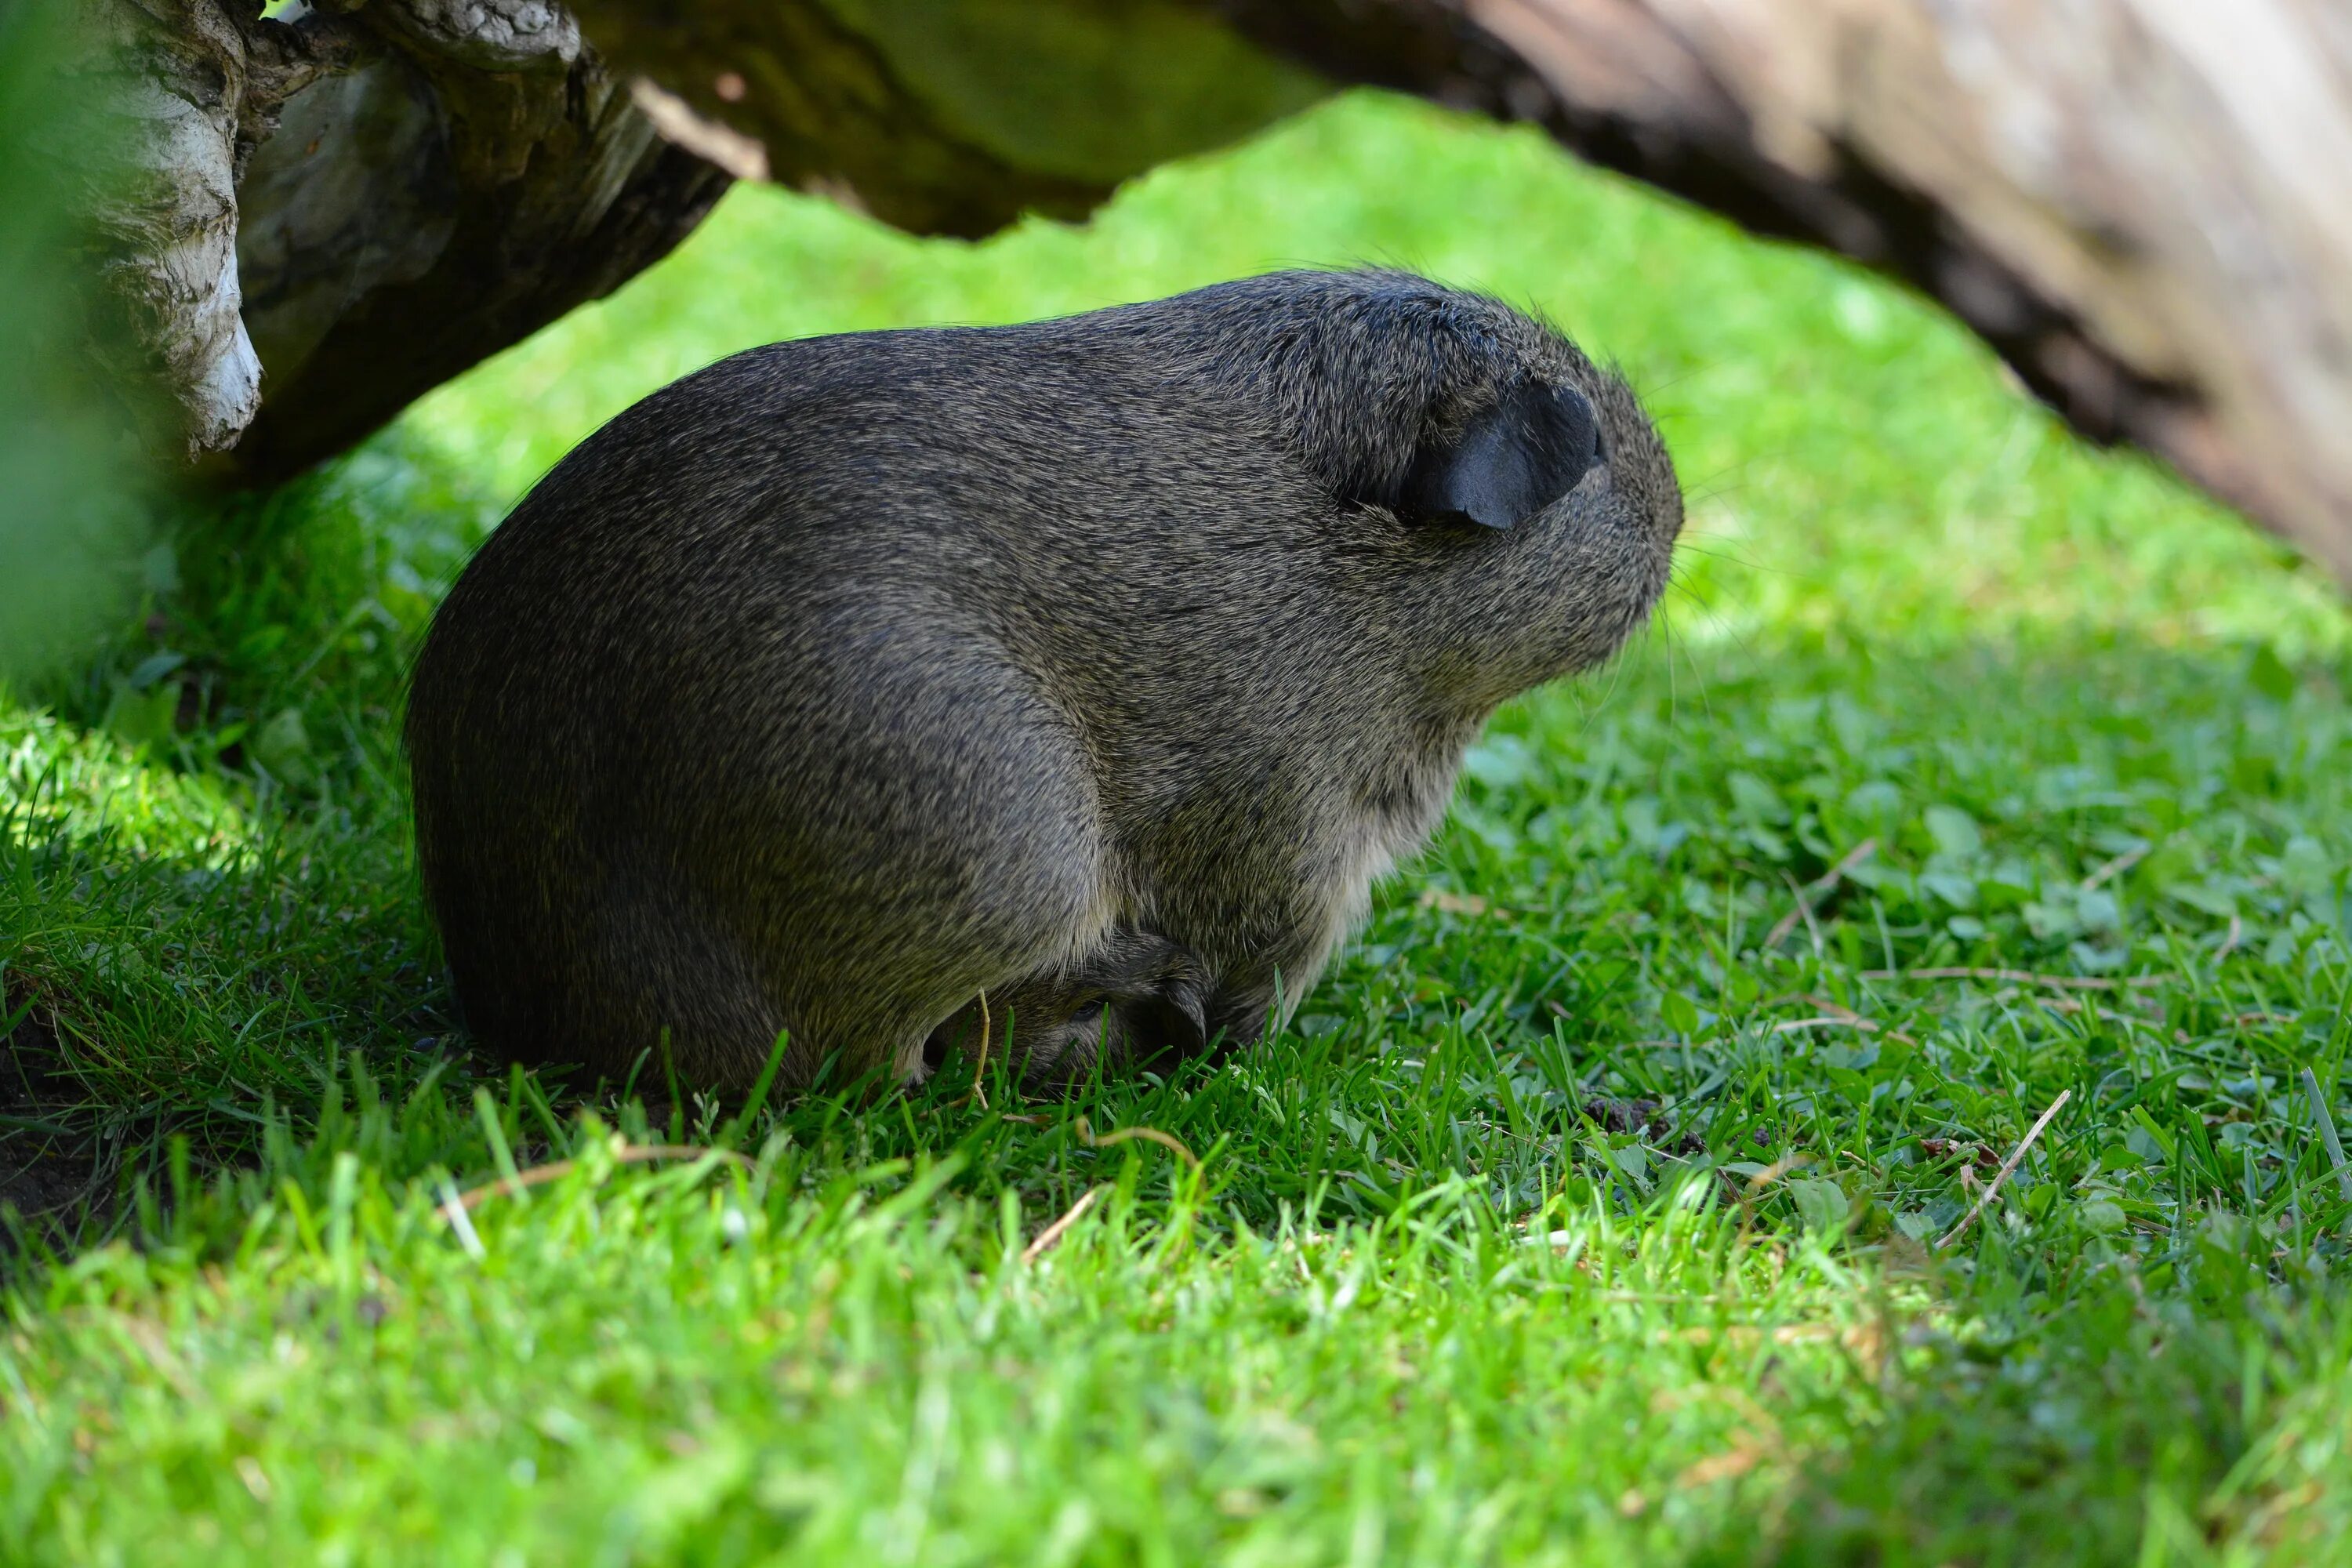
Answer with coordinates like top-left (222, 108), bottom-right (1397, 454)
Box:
top-left (1661, 540), bottom-right (1761, 572)
top-left (1657, 610), bottom-right (1732, 739)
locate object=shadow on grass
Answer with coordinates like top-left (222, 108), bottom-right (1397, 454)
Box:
top-left (1704, 1184), bottom-right (2352, 1566)
top-left (5, 591), bottom-right (2352, 1558)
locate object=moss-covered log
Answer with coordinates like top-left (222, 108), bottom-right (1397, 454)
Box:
top-left (582, 0), bottom-right (2352, 584)
top-left (78, 0), bottom-right (2352, 583)
top-left (78, 0), bottom-right (1319, 484)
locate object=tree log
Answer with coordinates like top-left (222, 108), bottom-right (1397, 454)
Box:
top-left (74, 0), bottom-right (1319, 483)
top-left (557, 0), bottom-right (1323, 237)
top-left (69, 0), bottom-right (730, 483)
top-left (78, 0), bottom-right (2352, 584)
top-left (1188, 0), bottom-right (2352, 584)
top-left (578, 0), bottom-right (2352, 584)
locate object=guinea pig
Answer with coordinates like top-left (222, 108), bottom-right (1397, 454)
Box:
top-left (405, 269), bottom-right (1682, 1094)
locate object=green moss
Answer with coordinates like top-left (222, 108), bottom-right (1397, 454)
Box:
top-left (819, 0), bottom-right (1327, 184)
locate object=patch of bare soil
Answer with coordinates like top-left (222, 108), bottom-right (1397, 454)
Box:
top-left (0, 997), bottom-right (108, 1246)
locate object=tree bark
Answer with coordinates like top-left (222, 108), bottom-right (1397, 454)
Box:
top-left (1192, 0), bottom-right (2352, 585)
top-left (575, 0), bottom-right (2352, 585)
top-left (74, 0), bottom-right (1321, 484)
top-left (556, 0), bottom-right (1324, 237)
top-left (78, 0), bottom-right (2352, 584)
top-left (71, 0), bottom-right (731, 484)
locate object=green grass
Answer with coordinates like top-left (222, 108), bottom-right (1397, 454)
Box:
top-left (6, 89), bottom-right (2352, 1564)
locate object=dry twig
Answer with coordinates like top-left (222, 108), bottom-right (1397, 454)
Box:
top-left (2081, 844), bottom-right (2150, 891)
top-left (1729, 1152), bottom-right (1812, 1231)
top-left (1769, 994), bottom-right (1919, 1047)
top-left (1420, 888), bottom-right (1493, 916)
top-left (1863, 967), bottom-right (2163, 992)
top-left (1765, 839), bottom-right (1877, 949)
top-left (1073, 1116), bottom-right (1201, 1171)
top-left (452, 1143), bottom-right (748, 1213)
top-left (969, 988), bottom-right (991, 1110)
top-left (1938, 1089), bottom-right (2071, 1248)
top-left (1021, 1185), bottom-right (1106, 1264)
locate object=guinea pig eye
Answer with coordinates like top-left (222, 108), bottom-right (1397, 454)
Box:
top-left (1401, 381), bottom-right (1602, 531)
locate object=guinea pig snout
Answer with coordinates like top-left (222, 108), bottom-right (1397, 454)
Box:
top-left (1577, 376), bottom-right (1682, 553)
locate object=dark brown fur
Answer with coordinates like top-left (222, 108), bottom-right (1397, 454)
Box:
top-left (405, 270), bottom-right (1682, 1092)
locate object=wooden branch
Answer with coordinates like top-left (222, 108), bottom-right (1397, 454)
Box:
top-left (71, 0), bottom-right (727, 481)
top-left (78, 0), bottom-right (2352, 583)
top-left (77, 0), bottom-right (1317, 480)
top-left (558, 0), bottom-right (1324, 238)
top-left (571, 0), bottom-right (2352, 575)
top-left (1200, 0), bottom-right (2352, 581)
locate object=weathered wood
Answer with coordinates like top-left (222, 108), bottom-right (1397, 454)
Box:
top-left (64, 0), bottom-right (270, 462)
top-left (1199, 0), bottom-right (2352, 583)
top-left (71, 0), bottom-right (728, 482)
top-left (223, 3), bottom-right (732, 482)
top-left (558, 0), bottom-right (1326, 237)
top-left (79, 0), bottom-right (2352, 583)
top-left (581, 0), bottom-right (2352, 582)
top-left (79, 0), bottom-right (1319, 481)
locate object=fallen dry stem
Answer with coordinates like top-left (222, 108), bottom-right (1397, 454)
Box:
top-left (969, 989), bottom-right (992, 1111)
top-left (1938, 1089), bottom-right (2071, 1248)
top-left (454, 1143), bottom-right (750, 1212)
top-left (1021, 1184), bottom-right (1106, 1264)
top-left (2217, 913), bottom-right (2245, 963)
top-left (2080, 843), bottom-right (2150, 891)
top-left (1729, 1152), bottom-right (1813, 1236)
top-left (1765, 838), bottom-right (1877, 949)
top-left (1073, 1116), bottom-right (1201, 1171)
top-left (1769, 996), bottom-right (1920, 1047)
top-left (1864, 967), bottom-right (2164, 992)
top-left (1740, 1154), bottom-right (1811, 1198)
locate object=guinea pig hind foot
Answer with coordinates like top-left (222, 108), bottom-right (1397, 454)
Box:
top-left (924, 928), bottom-right (1215, 1087)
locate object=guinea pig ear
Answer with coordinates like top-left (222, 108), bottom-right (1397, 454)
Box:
top-left (1399, 381), bottom-right (1601, 530)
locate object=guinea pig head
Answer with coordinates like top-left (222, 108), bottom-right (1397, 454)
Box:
top-left (1386, 341), bottom-right (1682, 710)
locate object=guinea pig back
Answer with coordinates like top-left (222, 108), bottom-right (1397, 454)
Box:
top-left (405, 270), bottom-right (1682, 1093)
